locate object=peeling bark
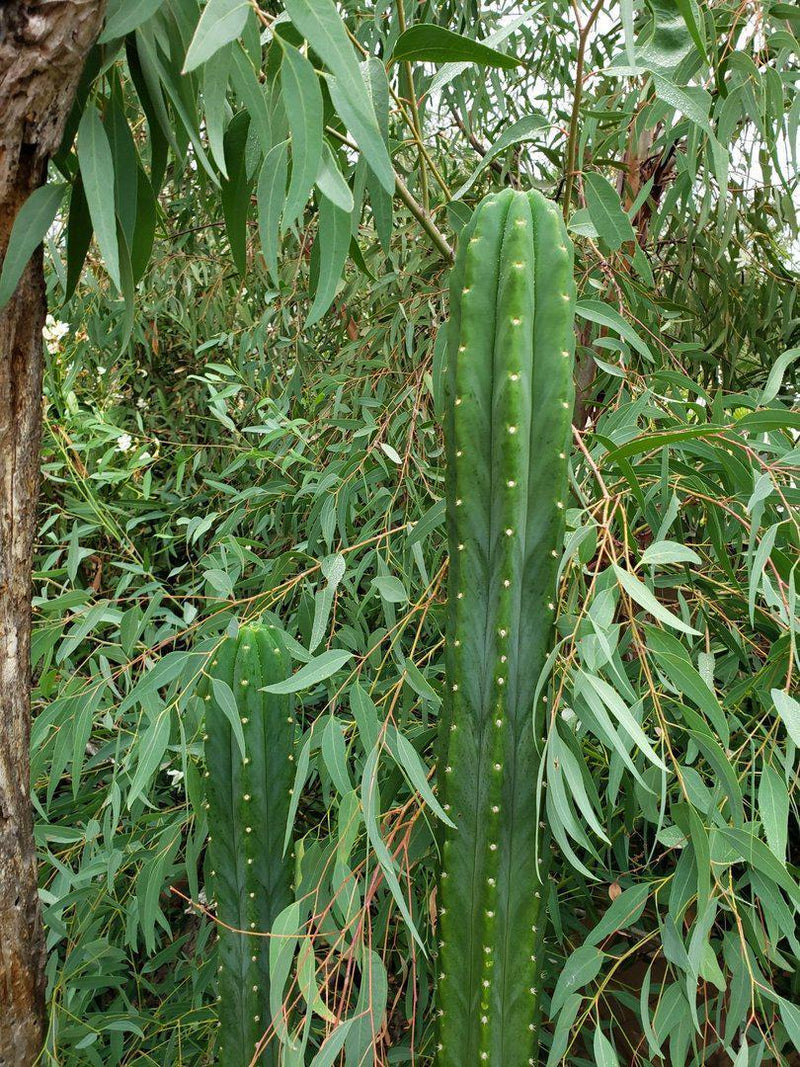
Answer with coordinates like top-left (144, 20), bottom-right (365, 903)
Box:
top-left (0, 4), bottom-right (105, 1063)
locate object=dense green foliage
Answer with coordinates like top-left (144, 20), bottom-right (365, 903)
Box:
top-left (21, 0), bottom-right (799, 1063)
top-left (436, 188), bottom-right (576, 1066)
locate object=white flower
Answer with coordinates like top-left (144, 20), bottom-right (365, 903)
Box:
top-left (42, 314), bottom-right (69, 353)
top-left (97, 366), bottom-right (106, 376)
top-left (166, 769), bottom-right (184, 785)
top-left (116, 433), bottom-right (133, 453)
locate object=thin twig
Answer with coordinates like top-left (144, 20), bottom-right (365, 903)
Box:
top-left (562, 0), bottom-right (605, 218)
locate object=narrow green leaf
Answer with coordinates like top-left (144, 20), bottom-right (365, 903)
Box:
top-left (361, 745), bottom-right (424, 949)
top-left (210, 677), bottom-right (246, 760)
top-left (390, 24), bottom-right (521, 68)
top-left (257, 140), bottom-right (288, 283)
top-left (717, 828), bottom-right (800, 907)
top-left (306, 196), bottom-right (349, 326)
top-left (594, 1027), bottom-right (620, 1066)
top-left (219, 111), bottom-right (253, 276)
top-left (284, 0), bottom-right (393, 192)
top-left (371, 576), bottom-right (409, 604)
top-left (453, 115), bottom-right (549, 200)
top-left (779, 998), bottom-right (800, 1053)
top-left (760, 347), bottom-right (799, 405)
top-left (429, 12), bottom-right (529, 93)
top-left (402, 658), bottom-right (441, 707)
top-left (587, 883), bottom-right (650, 945)
top-left (576, 300), bottom-right (654, 362)
top-left (583, 172), bottom-right (636, 250)
top-left (407, 498), bottom-right (445, 547)
top-left (65, 177), bottom-right (92, 301)
top-left (546, 995), bottom-right (582, 1066)
top-left (325, 74), bottom-right (394, 195)
top-left (651, 73), bottom-right (713, 136)
top-left (555, 737), bottom-right (610, 843)
top-left (183, 0), bottom-right (250, 73)
top-left (315, 142), bottom-right (354, 212)
top-left (772, 688), bottom-right (800, 746)
top-left (321, 715), bottom-right (351, 795)
top-left (262, 649), bottom-right (353, 693)
top-left (654, 650), bottom-right (729, 747)
top-left (675, 0), bottom-right (708, 58)
top-left (604, 424), bottom-right (724, 461)
top-left (386, 727), bottom-right (454, 826)
top-left (0, 183), bottom-right (66, 311)
top-left (613, 563), bottom-right (701, 636)
top-left (759, 764), bottom-right (789, 861)
top-left (131, 165), bottom-right (157, 284)
top-left (118, 650), bottom-right (199, 714)
top-left (99, 0), bottom-right (165, 41)
top-left (202, 46), bottom-right (231, 177)
top-left (310, 1019), bottom-right (354, 1067)
top-left (363, 56), bottom-right (392, 250)
top-left (127, 712), bottom-right (170, 807)
top-left (640, 541), bottom-right (701, 567)
top-left (269, 901), bottom-right (302, 1040)
top-left (749, 522), bottom-right (778, 624)
top-left (550, 944), bottom-right (603, 1016)
top-left (350, 684), bottom-right (379, 753)
top-left (580, 672), bottom-right (666, 769)
top-left (281, 40), bottom-right (323, 229)
top-left (78, 105), bottom-right (121, 290)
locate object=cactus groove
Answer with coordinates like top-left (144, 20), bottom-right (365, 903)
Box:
top-left (436, 188), bottom-right (576, 1066)
top-left (203, 622), bottom-right (295, 1066)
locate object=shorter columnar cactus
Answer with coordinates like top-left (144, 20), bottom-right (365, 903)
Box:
top-left (203, 622), bottom-right (295, 1066)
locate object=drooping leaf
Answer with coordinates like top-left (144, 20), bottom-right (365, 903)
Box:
top-left (0, 183), bottom-right (66, 311)
top-left (283, 0), bottom-right (393, 192)
top-left (257, 139), bottom-right (288, 283)
top-left (758, 763), bottom-right (789, 861)
top-left (281, 40), bottom-right (324, 230)
top-left (453, 114), bottom-right (549, 199)
top-left (390, 24), bottom-right (521, 69)
top-left (78, 104), bottom-right (122, 290)
top-left (315, 142), bottom-right (354, 213)
top-left (550, 944), bottom-right (604, 1016)
top-left (613, 564), bottom-right (702, 636)
top-left (262, 649), bottom-right (353, 694)
top-left (99, 0), bottom-right (166, 42)
top-left (127, 712), bottom-right (171, 808)
top-left (209, 677), bottom-right (246, 760)
top-left (583, 172), bottom-right (636, 250)
top-left (305, 195), bottom-right (350, 326)
top-left (183, 0), bottom-right (251, 73)
top-left (772, 688), bottom-right (800, 747)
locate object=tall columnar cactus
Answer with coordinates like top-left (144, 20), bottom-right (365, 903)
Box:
top-left (436, 188), bottom-right (576, 1065)
top-left (203, 622), bottom-right (295, 1066)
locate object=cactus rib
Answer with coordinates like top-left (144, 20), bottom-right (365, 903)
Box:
top-left (436, 188), bottom-right (576, 1066)
top-left (204, 622), bottom-right (295, 1066)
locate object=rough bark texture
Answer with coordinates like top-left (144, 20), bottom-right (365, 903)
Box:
top-left (0, 4), bottom-right (105, 1063)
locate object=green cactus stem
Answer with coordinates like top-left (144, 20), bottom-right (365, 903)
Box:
top-left (435, 188), bottom-right (576, 1066)
top-left (203, 622), bottom-right (295, 1066)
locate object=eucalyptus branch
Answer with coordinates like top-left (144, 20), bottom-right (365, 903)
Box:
top-left (562, 0), bottom-right (605, 218)
top-left (325, 125), bottom-right (454, 263)
top-left (394, 172), bottom-right (454, 263)
top-left (342, 19), bottom-right (450, 199)
top-left (396, 0), bottom-right (430, 212)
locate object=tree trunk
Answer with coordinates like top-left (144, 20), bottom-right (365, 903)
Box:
top-left (0, 4), bottom-right (105, 1062)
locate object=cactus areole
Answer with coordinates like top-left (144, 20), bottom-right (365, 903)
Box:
top-left (203, 622), bottom-right (295, 1067)
top-left (435, 189), bottom-right (576, 1065)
